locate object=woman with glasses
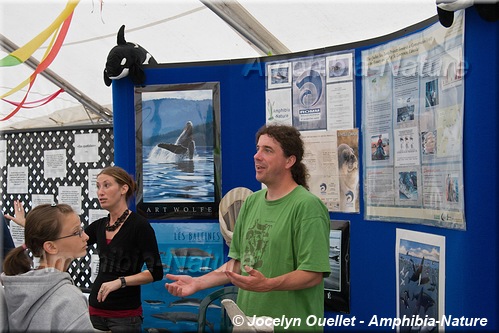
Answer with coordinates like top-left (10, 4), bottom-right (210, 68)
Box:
top-left (1, 203), bottom-right (94, 332)
top-left (3, 167), bottom-right (163, 332)
top-left (85, 166), bottom-right (163, 332)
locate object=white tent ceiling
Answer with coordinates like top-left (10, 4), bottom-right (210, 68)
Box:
top-left (0, 0), bottom-right (438, 130)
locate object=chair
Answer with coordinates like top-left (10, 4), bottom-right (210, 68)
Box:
top-left (219, 187), bottom-right (253, 247)
top-left (197, 286), bottom-right (238, 333)
top-left (221, 299), bottom-right (274, 333)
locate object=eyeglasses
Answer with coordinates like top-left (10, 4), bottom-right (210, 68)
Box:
top-left (53, 227), bottom-right (84, 240)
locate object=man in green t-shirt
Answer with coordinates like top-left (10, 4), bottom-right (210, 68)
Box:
top-left (165, 124), bottom-right (331, 332)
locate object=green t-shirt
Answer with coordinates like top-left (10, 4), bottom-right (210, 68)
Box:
top-left (229, 185), bottom-right (331, 332)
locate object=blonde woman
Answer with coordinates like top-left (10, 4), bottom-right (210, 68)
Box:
top-left (86, 166), bottom-right (163, 332)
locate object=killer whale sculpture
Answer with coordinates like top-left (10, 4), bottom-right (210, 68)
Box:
top-left (436, 0), bottom-right (499, 28)
top-left (103, 25), bottom-right (157, 86)
top-left (158, 121), bottom-right (195, 160)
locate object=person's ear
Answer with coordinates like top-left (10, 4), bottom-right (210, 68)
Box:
top-left (286, 155), bottom-right (296, 168)
top-left (121, 184), bottom-right (129, 196)
top-left (43, 241), bottom-right (59, 255)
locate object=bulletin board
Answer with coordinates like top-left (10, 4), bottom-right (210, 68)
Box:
top-left (110, 9), bottom-right (498, 331)
top-left (0, 125), bottom-right (114, 290)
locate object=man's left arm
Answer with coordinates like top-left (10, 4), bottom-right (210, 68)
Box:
top-left (225, 265), bottom-right (323, 292)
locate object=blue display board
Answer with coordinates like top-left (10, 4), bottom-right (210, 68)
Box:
top-left (112, 8), bottom-right (498, 332)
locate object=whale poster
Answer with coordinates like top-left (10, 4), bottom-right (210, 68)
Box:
top-left (396, 229), bottom-right (445, 333)
top-left (134, 82), bottom-right (221, 219)
top-left (142, 222), bottom-right (225, 333)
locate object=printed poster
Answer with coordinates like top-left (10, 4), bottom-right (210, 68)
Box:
top-left (265, 50), bottom-right (355, 133)
top-left (362, 11), bottom-right (466, 229)
top-left (142, 222), bottom-right (224, 333)
top-left (396, 229), bottom-right (445, 332)
top-left (303, 129), bottom-right (359, 213)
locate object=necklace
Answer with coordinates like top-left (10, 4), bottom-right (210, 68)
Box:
top-left (105, 209), bottom-right (130, 232)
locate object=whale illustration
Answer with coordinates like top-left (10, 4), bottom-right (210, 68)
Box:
top-left (169, 297), bottom-right (221, 309)
top-left (151, 311), bottom-right (214, 332)
top-left (409, 257), bottom-right (425, 284)
top-left (170, 247), bottom-right (214, 258)
top-left (412, 287), bottom-right (435, 315)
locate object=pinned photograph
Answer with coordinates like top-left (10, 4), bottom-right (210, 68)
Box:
top-left (396, 229), bottom-right (445, 333)
top-left (326, 53), bottom-right (353, 83)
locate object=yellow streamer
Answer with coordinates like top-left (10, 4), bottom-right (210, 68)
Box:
top-left (0, 25), bottom-right (61, 100)
top-left (1, 0), bottom-right (80, 65)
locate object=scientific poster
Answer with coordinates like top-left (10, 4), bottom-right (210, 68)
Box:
top-left (88, 169), bottom-right (102, 199)
top-left (44, 149), bottom-right (67, 179)
top-left (31, 194), bottom-right (54, 207)
top-left (58, 185), bottom-right (82, 214)
top-left (362, 11), bottom-right (466, 229)
top-left (0, 140), bottom-right (6, 168)
top-left (7, 166), bottom-right (28, 194)
top-left (326, 52), bottom-right (355, 129)
top-left (266, 50), bottom-right (357, 213)
top-left (73, 133), bottom-right (99, 163)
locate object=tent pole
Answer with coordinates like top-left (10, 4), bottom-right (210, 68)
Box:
top-left (200, 0), bottom-right (291, 56)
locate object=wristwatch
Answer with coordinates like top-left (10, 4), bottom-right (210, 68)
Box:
top-left (119, 276), bottom-right (126, 288)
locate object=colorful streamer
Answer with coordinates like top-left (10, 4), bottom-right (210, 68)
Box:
top-left (1, 9), bottom-right (75, 121)
top-left (1, 23), bottom-right (60, 100)
top-left (0, 0), bottom-right (80, 67)
top-left (1, 0), bottom-right (79, 121)
top-left (1, 88), bottom-right (65, 108)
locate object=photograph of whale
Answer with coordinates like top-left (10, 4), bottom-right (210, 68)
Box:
top-left (137, 84), bottom-right (220, 211)
top-left (158, 121), bottom-right (195, 160)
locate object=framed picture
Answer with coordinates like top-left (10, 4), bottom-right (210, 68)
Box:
top-left (324, 220), bottom-right (350, 313)
top-left (134, 82), bottom-right (221, 219)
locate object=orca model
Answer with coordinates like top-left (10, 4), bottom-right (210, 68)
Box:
top-left (103, 25), bottom-right (157, 86)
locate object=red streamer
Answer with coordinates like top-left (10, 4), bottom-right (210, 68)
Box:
top-left (1, 88), bottom-right (65, 108)
top-left (1, 11), bottom-right (74, 121)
